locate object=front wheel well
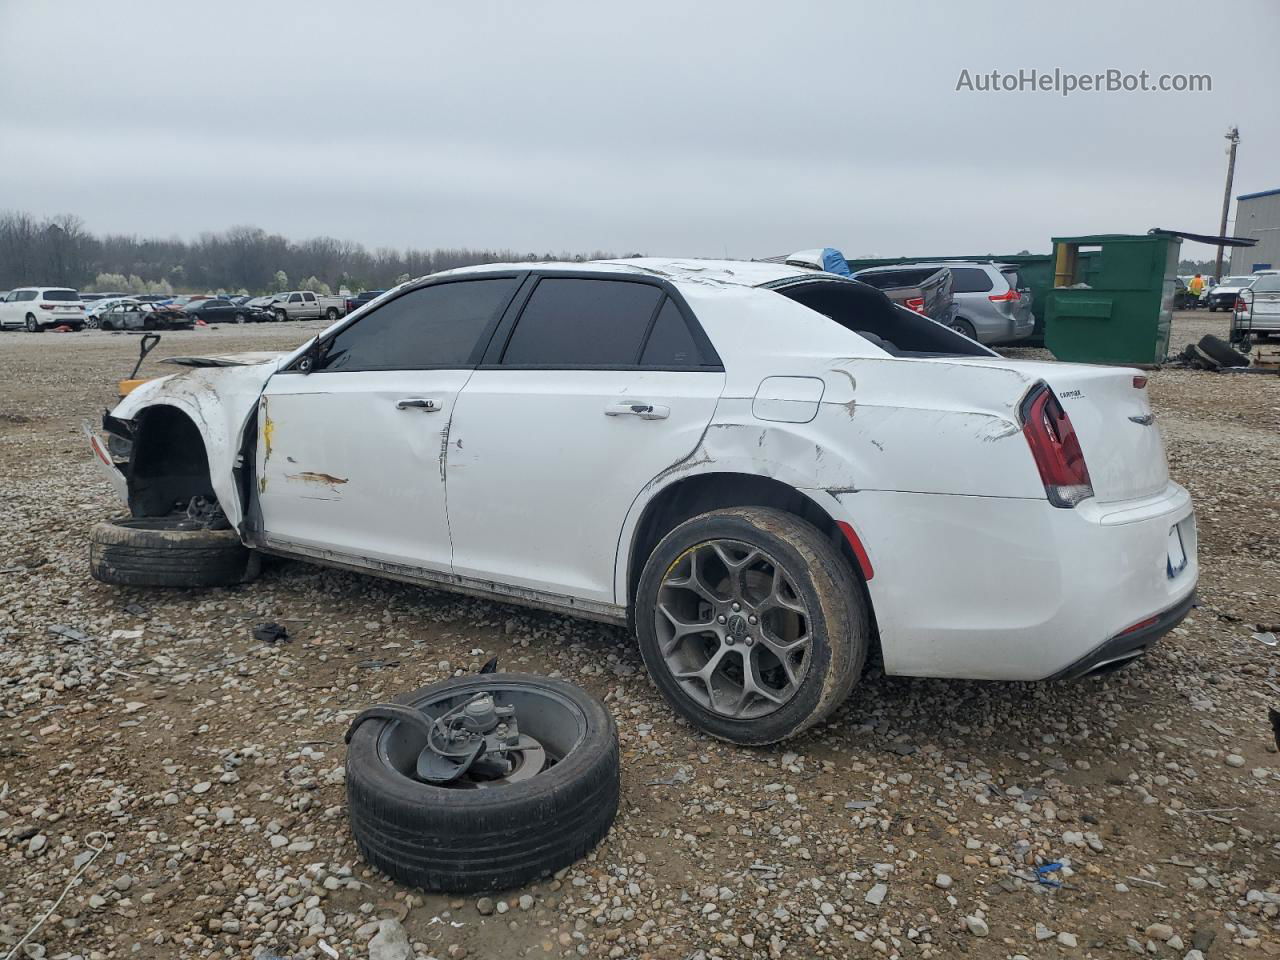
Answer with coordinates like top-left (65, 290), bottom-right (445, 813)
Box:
top-left (127, 405), bottom-right (215, 517)
top-left (625, 473), bottom-right (878, 647)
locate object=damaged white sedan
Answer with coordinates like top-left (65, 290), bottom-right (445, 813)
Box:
top-left (88, 259), bottom-right (1197, 744)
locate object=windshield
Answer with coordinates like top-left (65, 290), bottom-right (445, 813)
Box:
top-left (1222, 276), bottom-right (1255, 286)
top-left (44, 289), bottom-right (80, 301)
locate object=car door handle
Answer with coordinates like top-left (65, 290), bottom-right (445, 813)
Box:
top-left (604, 401), bottom-right (669, 420)
top-left (396, 398), bottom-right (441, 411)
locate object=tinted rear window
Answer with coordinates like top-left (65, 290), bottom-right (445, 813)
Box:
top-left (501, 278), bottom-right (663, 366)
top-left (44, 289), bottom-right (79, 301)
top-left (950, 268), bottom-right (994, 293)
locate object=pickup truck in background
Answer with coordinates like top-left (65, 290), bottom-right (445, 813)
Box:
top-left (267, 291), bottom-right (347, 322)
top-left (344, 289), bottom-right (387, 315)
top-left (851, 265), bottom-right (958, 328)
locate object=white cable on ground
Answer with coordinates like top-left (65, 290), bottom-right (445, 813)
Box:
top-left (4, 832), bottom-right (109, 960)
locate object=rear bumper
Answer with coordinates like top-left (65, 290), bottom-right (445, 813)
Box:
top-left (832, 481), bottom-right (1198, 681)
top-left (1048, 590), bottom-right (1195, 680)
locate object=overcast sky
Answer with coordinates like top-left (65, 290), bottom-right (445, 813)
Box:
top-left (2, 0), bottom-right (1277, 261)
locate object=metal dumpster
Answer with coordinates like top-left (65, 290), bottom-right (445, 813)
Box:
top-left (1044, 233), bottom-right (1181, 366)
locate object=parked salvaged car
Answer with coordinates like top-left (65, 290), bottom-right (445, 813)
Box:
top-left (99, 300), bottom-right (193, 331)
top-left (1234, 274), bottom-right (1280, 340)
top-left (0, 286), bottom-right (87, 331)
top-left (1207, 275), bottom-right (1258, 312)
top-left (87, 259), bottom-right (1198, 744)
top-left (183, 297), bottom-right (271, 325)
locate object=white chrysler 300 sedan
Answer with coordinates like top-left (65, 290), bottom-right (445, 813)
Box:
top-left (88, 259), bottom-right (1197, 744)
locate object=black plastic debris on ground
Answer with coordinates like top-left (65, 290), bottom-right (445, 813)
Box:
top-left (252, 622), bottom-right (290, 644)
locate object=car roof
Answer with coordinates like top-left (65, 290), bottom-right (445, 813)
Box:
top-left (425, 257), bottom-right (827, 291)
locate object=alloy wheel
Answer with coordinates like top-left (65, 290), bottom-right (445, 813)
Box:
top-left (654, 539), bottom-right (812, 720)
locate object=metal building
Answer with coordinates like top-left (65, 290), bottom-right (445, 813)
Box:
top-left (1230, 188), bottom-right (1280, 273)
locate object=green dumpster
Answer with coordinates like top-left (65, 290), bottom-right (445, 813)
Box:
top-left (1044, 233), bottom-right (1180, 366)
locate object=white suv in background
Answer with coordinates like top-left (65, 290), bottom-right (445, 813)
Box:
top-left (0, 287), bottom-right (87, 331)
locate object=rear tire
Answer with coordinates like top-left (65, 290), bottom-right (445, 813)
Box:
top-left (89, 517), bottom-right (255, 587)
top-left (635, 507), bottom-right (869, 745)
top-left (325, 307), bottom-right (339, 321)
top-left (950, 318), bottom-right (977, 340)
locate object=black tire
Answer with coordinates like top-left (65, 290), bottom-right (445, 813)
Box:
top-left (325, 307), bottom-right (338, 321)
top-left (85, 315), bottom-right (101, 329)
top-left (634, 507), bottom-right (869, 745)
top-left (275, 309), bottom-right (288, 322)
top-left (25, 314), bottom-right (40, 333)
top-left (346, 674), bottom-right (619, 892)
top-left (233, 312), bottom-right (246, 324)
top-left (1198, 333), bottom-right (1249, 368)
top-left (950, 318), bottom-right (977, 340)
top-left (89, 517), bottom-right (254, 587)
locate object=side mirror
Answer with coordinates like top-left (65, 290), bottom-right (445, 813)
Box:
top-left (297, 338), bottom-right (326, 374)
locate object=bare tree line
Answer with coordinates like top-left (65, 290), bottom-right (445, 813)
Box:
top-left (0, 210), bottom-right (618, 294)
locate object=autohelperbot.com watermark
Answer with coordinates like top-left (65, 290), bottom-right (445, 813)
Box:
top-left (955, 68), bottom-right (1211, 96)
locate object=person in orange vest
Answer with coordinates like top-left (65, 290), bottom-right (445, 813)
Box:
top-left (1189, 273), bottom-right (1206, 299)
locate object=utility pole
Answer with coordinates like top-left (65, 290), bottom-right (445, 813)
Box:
top-left (1215, 126), bottom-right (1240, 280)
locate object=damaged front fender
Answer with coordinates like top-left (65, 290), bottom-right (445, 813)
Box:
top-left (107, 356), bottom-right (284, 528)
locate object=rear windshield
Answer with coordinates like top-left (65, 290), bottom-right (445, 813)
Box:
top-left (1253, 276), bottom-right (1280, 293)
top-left (770, 278), bottom-right (994, 358)
top-left (1000, 270), bottom-right (1019, 289)
top-left (44, 289), bottom-right (79, 301)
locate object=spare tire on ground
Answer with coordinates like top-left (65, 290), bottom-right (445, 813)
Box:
top-left (1198, 334), bottom-right (1249, 368)
top-left (89, 517), bottom-right (254, 587)
top-left (345, 673), bottom-right (619, 892)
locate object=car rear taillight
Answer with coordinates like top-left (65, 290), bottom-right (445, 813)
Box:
top-left (989, 289), bottom-right (1021, 302)
top-left (1020, 384), bottom-right (1093, 508)
top-left (904, 297), bottom-right (925, 314)
top-left (1132, 375), bottom-right (1148, 389)
top-left (39, 303), bottom-right (56, 310)
top-left (1235, 296), bottom-right (1248, 312)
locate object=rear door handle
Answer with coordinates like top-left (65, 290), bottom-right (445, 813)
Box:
top-left (604, 401), bottom-right (669, 420)
top-left (396, 398), bottom-right (440, 412)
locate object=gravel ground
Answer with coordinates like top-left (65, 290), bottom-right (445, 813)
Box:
top-left (1, 313), bottom-right (1277, 960)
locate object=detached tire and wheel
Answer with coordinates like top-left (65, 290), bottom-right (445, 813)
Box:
top-left (345, 674), bottom-right (619, 892)
top-left (89, 517), bottom-right (255, 587)
top-left (635, 507), bottom-right (869, 745)
top-left (1197, 334), bottom-right (1249, 368)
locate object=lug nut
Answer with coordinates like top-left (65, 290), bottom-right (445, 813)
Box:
top-left (725, 637), bottom-right (734, 645)
top-left (732, 602), bottom-right (741, 611)
top-left (717, 614), bottom-right (727, 624)
top-left (744, 637), bottom-right (754, 646)
top-left (748, 615), bottom-right (758, 625)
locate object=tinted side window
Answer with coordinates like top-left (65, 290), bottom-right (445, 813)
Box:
top-left (318, 278), bottom-right (518, 372)
top-left (951, 268), bottom-right (994, 293)
top-left (501, 278), bottom-right (663, 366)
top-left (640, 298), bottom-right (703, 367)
